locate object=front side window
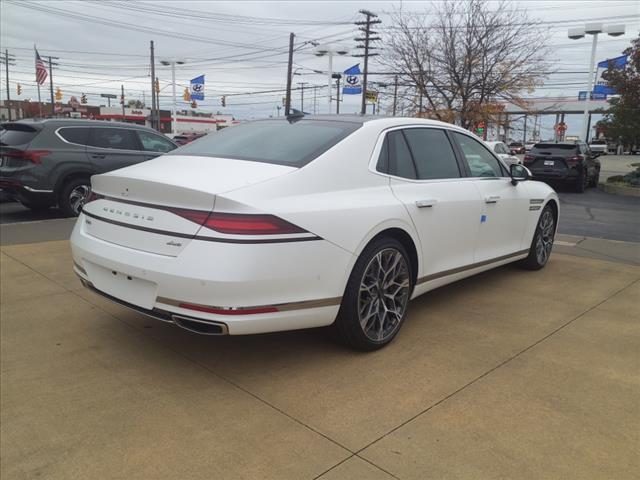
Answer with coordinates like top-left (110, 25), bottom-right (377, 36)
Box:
top-left (89, 128), bottom-right (139, 151)
top-left (453, 132), bottom-right (505, 177)
top-left (58, 127), bottom-right (89, 145)
top-left (168, 119), bottom-right (360, 167)
top-left (137, 130), bottom-right (176, 153)
top-left (403, 128), bottom-right (460, 180)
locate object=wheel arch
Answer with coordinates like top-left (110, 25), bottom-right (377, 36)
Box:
top-left (54, 170), bottom-right (94, 202)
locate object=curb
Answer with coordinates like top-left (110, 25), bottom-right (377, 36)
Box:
top-left (598, 183), bottom-right (640, 197)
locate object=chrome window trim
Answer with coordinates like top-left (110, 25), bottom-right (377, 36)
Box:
top-left (55, 125), bottom-right (145, 154)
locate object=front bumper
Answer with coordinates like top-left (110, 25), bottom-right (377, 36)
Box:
top-left (70, 214), bottom-right (353, 335)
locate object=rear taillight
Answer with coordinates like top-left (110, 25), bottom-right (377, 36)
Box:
top-left (4, 150), bottom-right (51, 164)
top-left (170, 209), bottom-right (307, 235)
top-left (523, 154), bottom-right (534, 163)
top-left (566, 155), bottom-right (583, 166)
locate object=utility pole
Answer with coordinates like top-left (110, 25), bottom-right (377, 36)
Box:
top-left (285, 33), bottom-right (294, 115)
top-left (354, 10), bottom-right (381, 115)
top-left (121, 84), bottom-right (125, 119)
top-left (46, 56), bottom-right (59, 117)
top-left (297, 82), bottom-right (306, 111)
top-left (392, 75), bottom-right (398, 116)
top-left (155, 76), bottom-right (160, 129)
top-left (313, 86), bottom-right (317, 114)
top-left (332, 74), bottom-right (342, 114)
top-left (150, 40), bottom-right (157, 130)
top-left (1, 50), bottom-right (16, 121)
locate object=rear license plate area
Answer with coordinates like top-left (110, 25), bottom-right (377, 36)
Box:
top-left (544, 160), bottom-right (555, 166)
top-left (84, 262), bottom-right (157, 309)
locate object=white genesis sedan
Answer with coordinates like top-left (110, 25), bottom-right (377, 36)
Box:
top-left (71, 116), bottom-right (559, 350)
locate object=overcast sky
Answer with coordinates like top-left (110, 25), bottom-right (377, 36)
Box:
top-left (1, 0), bottom-right (639, 138)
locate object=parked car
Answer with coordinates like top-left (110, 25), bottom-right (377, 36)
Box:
top-left (589, 139), bottom-right (608, 155)
top-left (508, 141), bottom-right (525, 155)
top-left (485, 141), bottom-right (521, 167)
top-left (71, 115), bottom-right (558, 350)
top-left (524, 141), bottom-right (536, 152)
top-left (173, 132), bottom-right (208, 146)
top-left (523, 142), bottom-right (600, 192)
top-left (0, 119), bottom-right (177, 216)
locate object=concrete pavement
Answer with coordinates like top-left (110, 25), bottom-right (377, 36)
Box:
top-left (1, 240), bottom-right (639, 479)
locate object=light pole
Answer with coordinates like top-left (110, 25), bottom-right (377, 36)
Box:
top-left (568, 23), bottom-right (625, 142)
top-left (160, 59), bottom-right (185, 134)
top-left (314, 44), bottom-right (349, 112)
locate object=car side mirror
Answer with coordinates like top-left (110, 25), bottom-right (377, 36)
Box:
top-left (510, 163), bottom-right (531, 185)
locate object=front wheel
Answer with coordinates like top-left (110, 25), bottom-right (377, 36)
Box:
top-left (519, 205), bottom-right (556, 270)
top-left (59, 178), bottom-right (91, 217)
top-left (333, 237), bottom-right (413, 350)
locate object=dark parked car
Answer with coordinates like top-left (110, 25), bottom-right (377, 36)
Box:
top-left (0, 119), bottom-right (178, 216)
top-left (523, 142), bottom-right (601, 193)
top-left (173, 132), bottom-right (208, 146)
top-left (508, 141), bottom-right (525, 155)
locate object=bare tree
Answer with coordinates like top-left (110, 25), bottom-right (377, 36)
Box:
top-left (381, 0), bottom-right (550, 128)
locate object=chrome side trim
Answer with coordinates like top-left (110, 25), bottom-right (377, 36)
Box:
top-left (23, 186), bottom-right (54, 193)
top-left (157, 295), bottom-right (343, 313)
top-left (417, 249), bottom-right (529, 285)
top-left (73, 261), bottom-right (87, 275)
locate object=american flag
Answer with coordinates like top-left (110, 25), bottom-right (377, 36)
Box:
top-left (35, 48), bottom-right (48, 85)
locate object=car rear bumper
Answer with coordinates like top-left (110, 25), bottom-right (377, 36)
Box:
top-left (0, 178), bottom-right (55, 204)
top-left (70, 214), bottom-right (353, 335)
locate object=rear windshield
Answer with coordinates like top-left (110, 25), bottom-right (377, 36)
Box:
top-left (168, 119), bottom-right (361, 167)
top-left (0, 124), bottom-right (39, 146)
top-left (530, 144), bottom-right (578, 155)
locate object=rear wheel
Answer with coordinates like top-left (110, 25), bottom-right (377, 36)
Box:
top-left (59, 178), bottom-right (91, 217)
top-left (334, 237), bottom-right (412, 350)
top-left (589, 169), bottom-right (600, 187)
top-left (519, 205), bottom-right (556, 270)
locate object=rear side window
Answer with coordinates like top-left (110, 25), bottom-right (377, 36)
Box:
top-left (137, 130), bottom-right (176, 153)
top-left (388, 130), bottom-right (416, 179)
top-left (403, 128), bottom-right (460, 180)
top-left (0, 125), bottom-right (39, 146)
top-left (88, 128), bottom-right (139, 151)
top-left (530, 144), bottom-right (578, 155)
top-left (58, 127), bottom-right (89, 145)
top-left (452, 132), bottom-right (505, 177)
top-left (169, 119), bottom-right (360, 167)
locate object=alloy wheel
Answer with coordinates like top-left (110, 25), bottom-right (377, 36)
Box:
top-left (358, 248), bottom-right (411, 342)
top-left (535, 210), bottom-right (555, 265)
top-left (69, 184), bottom-right (91, 215)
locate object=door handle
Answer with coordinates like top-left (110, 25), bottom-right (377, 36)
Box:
top-left (91, 154), bottom-right (106, 159)
top-left (415, 199), bottom-right (437, 208)
top-left (485, 195), bottom-right (501, 204)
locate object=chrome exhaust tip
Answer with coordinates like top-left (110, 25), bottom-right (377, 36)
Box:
top-left (171, 315), bottom-right (229, 335)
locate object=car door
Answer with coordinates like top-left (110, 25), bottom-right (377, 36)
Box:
top-left (86, 126), bottom-right (152, 174)
top-left (381, 127), bottom-right (483, 279)
top-left (451, 132), bottom-right (531, 262)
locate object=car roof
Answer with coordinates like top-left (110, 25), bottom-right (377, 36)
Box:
top-left (3, 118), bottom-right (156, 131)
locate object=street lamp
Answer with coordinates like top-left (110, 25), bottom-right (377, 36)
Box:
top-left (314, 44), bottom-right (349, 110)
top-left (568, 23), bottom-right (625, 142)
top-left (160, 59), bottom-right (186, 134)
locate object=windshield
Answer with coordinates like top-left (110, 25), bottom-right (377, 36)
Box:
top-left (168, 119), bottom-right (361, 167)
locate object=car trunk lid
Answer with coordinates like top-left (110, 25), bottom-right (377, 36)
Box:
top-left (82, 155), bottom-right (296, 256)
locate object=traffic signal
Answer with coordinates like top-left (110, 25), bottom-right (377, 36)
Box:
top-left (54, 87), bottom-right (63, 101)
top-left (191, 100), bottom-right (197, 108)
top-left (155, 78), bottom-right (160, 93)
top-left (220, 96), bottom-right (226, 107)
top-left (81, 93), bottom-right (87, 104)
top-left (183, 87), bottom-right (190, 101)
top-left (16, 83), bottom-right (21, 95)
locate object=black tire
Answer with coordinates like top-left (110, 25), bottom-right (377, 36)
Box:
top-left (333, 237), bottom-right (413, 351)
top-left (19, 200), bottom-right (52, 211)
top-left (58, 178), bottom-right (91, 217)
top-left (589, 169), bottom-right (600, 187)
top-left (519, 205), bottom-right (556, 271)
top-left (574, 170), bottom-right (586, 193)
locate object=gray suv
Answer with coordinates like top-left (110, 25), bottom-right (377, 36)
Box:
top-left (0, 119), bottom-right (178, 216)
